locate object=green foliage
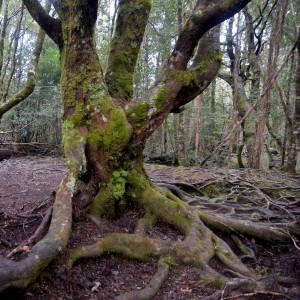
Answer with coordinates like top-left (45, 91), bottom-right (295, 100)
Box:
top-left (37, 38), bottom-right (60, 86)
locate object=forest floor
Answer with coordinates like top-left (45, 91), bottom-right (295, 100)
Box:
top-left (0, 156), bottom-right (299, 300)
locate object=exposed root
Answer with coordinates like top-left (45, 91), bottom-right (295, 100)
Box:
top-left (67, 233), bottom-right (168, 269)
top-left (67, 182), bottom-right (261, 299)
top-left (0, 174), bottom-right (73, 292)
top-left (231, 235), bottom-right (256, 259)
top-left (114, 259), bottom-right (169, 300)
top-left (7, 206), bottom-right (53, 258)
top-left (1, 163), bottom-right (298, 298)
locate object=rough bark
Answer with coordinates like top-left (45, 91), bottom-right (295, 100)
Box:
top-left (0, 0), bottom-right (8, 76)
top-left (287, 28), bottom-right (300, 173)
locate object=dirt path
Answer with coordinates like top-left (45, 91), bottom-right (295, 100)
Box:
top-left (0, 157), bottom-right (299, 299)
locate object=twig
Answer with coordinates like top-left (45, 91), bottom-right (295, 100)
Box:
top-left (223, 291), bottom-right (293, 300)
top-left (7, 206), bottom-right (52, 258)
top-left (289, 233), bottom-right (300, 251)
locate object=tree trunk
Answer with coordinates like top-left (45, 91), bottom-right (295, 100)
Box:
top-left (287, 29), bottom-right (300, 173)
top-left (251, 0), bottom-right (288, 169)
top-left (193, 95), bottom-right (202, 163)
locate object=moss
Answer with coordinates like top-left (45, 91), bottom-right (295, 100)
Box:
top-left (126, 101), bottom-right (150, 129)
top-left (88, 187), bottom-right (116, 218)
top-left (88, 169), bottom-right (129, 218)
top-left (215, 246), bottom-right (232, 259)
top-left (168, 69), bottom-right (198, 86)
top-left (139, 186), bottom-right (192, 234)
top-left (103, 106), bottom-right (132, 152)
top-left (62, 120), bottom-right (87, 174)
top-left (105, 0), bottom-right (152, 100)
top-left (150, 84), bottom-right (173, 113)
top-left (88, 130), bottom-right (104, 144)
top-left (112, 234), bottom-right (159, 262)
top-left (211, 277), bottom-right (226, 288)
top-left (69, 103), bottom-right (89, 126)
top-left (195, 49), bottom-right (222, 74)
top-left (255, 265), bottom-right (268, 275)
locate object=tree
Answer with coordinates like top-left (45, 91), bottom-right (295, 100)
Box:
top-left (1, 0), bottom-right (296, 298)
top-left (287, 26), bottom-right (300, 173)
top-left (0, 0), bottom-right (49, 118)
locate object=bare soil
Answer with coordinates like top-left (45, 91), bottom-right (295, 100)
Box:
top-left (0, 156), bottom-right (299, 300)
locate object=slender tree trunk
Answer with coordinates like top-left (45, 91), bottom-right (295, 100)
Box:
top-left (281, 57), bottom-right (294, 166)
top-left (193, 95), bottom-right (202, 163)
top-left (0, 0), bottom-right (8, 77)
top-left (176, 0), bottom-right (186, 166)
top-left (224, 16), bottom-right (255, 168)
top-left (287, 29), bottom-right (300, 173)
top-left (1, 4), bottom-right (24, 102)
top-left (252, 0), bottom-right (288, 170)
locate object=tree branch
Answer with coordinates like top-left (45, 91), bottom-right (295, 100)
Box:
top-left (22, 0), bottom-right (62, 48)
top-left (127, 0), bottom-right (251, 143)
top-left (168, 0), bottom-right (251, 71)
top-left (0, 1), bottom-right (50, 118)
top-left (105, 0), bottom-right (152, 100)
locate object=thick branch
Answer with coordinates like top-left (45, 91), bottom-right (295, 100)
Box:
top-left (168, 0), bottom-right (251, 70)
top-left (105, 0), bottom-right (152, 100)
top-left (22, 0), bottom-right (62, 48)
top-left (128, 1), bottom-right (251, 142)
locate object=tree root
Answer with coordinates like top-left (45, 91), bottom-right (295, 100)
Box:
top-left (197, 210), bottom-right (290, 241)
top-left (1, 165), bottom-right (298, 299)
top-left (7, 206), bottom-right (53, 258)
top-left (0, 174), bottom-right (73, 292)
top-left (67, 183), bottom-right (261, 299)
top-left (114, 259), bottom-right (169, 300)
top-left (64, 172), bottom-right (300, 298)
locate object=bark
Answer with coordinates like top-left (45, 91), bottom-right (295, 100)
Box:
top-left (105, 0), bottom-right (151, 100)
top-left (223, 15), bottom-right (256, 167)
top-left (193, 95), bottom-right (202, 162)
top-left (0, 0), bottom-right (8, 76)
top-left (287, 28), bottom-right (300, 173)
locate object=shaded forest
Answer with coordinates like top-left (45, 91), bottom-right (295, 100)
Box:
top-left (0, 0), bottom-right (299, 299)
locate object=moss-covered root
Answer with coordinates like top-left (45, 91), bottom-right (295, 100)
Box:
top-left (67, 233), bottom-right (170, 268)
top-left (134, 213), bottom-right (157, 235)
top-left (214, 237), bottom-right (257, 279)
top-left (197, 210), bottom-right (290, 242)
top-left (231, 234), bottom-right (256, 259)
top-left (202, 278), bottom-right (257, 300)
top-left (0, 174), bottom-right (73, 292)
top-left (115, 259), bottom-right (169, 300)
